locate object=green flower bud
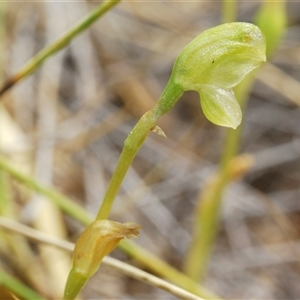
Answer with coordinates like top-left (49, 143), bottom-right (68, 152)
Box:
top-left (170, 22), bottom-right (266, 128)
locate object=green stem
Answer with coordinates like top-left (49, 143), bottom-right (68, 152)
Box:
top-left (184, 173), bottom-right (228, 280)
top-left (96, 111), bottom-right (157, 221)
top-left (222, 0), bottom-right (237, 23)
top-left (63, 269), bottom-right (88, 300)
top-left (96, 80), bottom-right (183, 220)
top-left (0, 0), bottom-right (120, 96)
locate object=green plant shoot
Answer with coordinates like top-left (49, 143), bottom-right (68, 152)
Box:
top-left (65, 22), bottom-right (266, 299)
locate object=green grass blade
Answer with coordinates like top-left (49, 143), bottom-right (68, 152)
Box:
top-left (0, 155), bottom-right (92, 225)
top-left (255, 0), bottom-right (287, 57)
top-left (222, 0), bottom-right (237, 23)
top-left (0, 269), bottom-right (45, 300)
top-left (0, 0), bottom-right (120, 96)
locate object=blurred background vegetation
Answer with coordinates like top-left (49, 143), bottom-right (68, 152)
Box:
top-left (0, 1), bottom-right (300, 299)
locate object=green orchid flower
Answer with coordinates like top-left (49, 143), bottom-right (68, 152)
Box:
top-left (169, 22), bottom-right (266, 128)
